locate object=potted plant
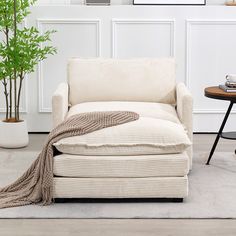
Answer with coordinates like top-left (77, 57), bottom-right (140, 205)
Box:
top-left (0, 0), bottom-right (56, 148)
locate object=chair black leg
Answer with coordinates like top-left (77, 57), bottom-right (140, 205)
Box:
top-left (54, 198), bottom-right (67, 203)
top-left (172, 198), bottom-right (183, 203)
top-left (54, 198), bottom-right (184, 203)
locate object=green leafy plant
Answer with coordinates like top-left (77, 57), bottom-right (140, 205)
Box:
top-left (0, 0), bottom-right (56, 122)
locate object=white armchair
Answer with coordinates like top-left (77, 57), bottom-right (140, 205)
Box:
top-left (52, 58), bottom-right (193, 201)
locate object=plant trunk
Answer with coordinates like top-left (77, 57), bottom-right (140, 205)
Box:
top-left (14, 79), bottom-right (17, 121)
top-left (4, 23), bottom-right (10, 120)
top-left (7, 26), bottom-right (13, 118)
top-left (2, 80), bottom-right (9, 120)
top-left (17, 75), bottom-right (24, 121)
top-left (9, 78), bottom-right (12, 118)
top-left (13, 0), bottom-right (18, 121)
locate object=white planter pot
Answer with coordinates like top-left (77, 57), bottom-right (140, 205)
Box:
top-left (0, 120), bottom-right (29, 148)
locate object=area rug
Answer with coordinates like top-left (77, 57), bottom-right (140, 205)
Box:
top-left (0, 151), bottom-right (236, 219)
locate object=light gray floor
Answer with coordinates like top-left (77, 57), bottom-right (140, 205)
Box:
top-left (0, 133), bottom-right (47, 153)
top-left (1, 219), bottom-right (236, 236)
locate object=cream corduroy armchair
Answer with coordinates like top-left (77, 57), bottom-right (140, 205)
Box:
top-left (51, 58), bottom-right (193, 202)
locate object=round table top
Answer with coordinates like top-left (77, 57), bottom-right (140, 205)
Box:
top-left (205, 86), bottom-right (236, 101)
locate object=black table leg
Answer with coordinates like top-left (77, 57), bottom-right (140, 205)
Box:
top-left (206, 101), bottom-right (234, 165)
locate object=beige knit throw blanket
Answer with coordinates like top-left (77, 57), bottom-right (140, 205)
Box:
top-left (0, 111), bottom-right (139, 209)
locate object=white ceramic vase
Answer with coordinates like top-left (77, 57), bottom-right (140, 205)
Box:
top-left (0, 120), bottom-right (29, 148)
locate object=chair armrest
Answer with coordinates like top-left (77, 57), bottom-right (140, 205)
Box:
top-left (52, 82), bottom-right (69, 128)
top-left (176, 82), bottom-right (193, 139)
top-left (176, 82), bottom-right (193, 169)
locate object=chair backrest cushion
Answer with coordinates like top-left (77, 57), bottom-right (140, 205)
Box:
top-left (68, 58), bottom-right (176, 105)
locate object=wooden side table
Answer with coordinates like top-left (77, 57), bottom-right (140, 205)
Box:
top-left (204, 86), bottom-right (236, 165)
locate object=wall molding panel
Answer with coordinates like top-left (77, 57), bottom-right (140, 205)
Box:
top-left (37, 18), bottom-right (101, 112)
top-left (186, 19), bottom-right (236, 115)
top-left (112, 19), bottom-right (175, 58)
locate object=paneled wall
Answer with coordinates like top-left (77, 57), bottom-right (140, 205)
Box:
top-left (1, 5), bottom-right (236, 132)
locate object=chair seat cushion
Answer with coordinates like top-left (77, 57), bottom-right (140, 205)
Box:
top-left (67, 101), bottom-right (180, 124)
top-left (53, 152), bottom-right (189, 178)
top-left (53, 101), bottom-right (191, 155)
